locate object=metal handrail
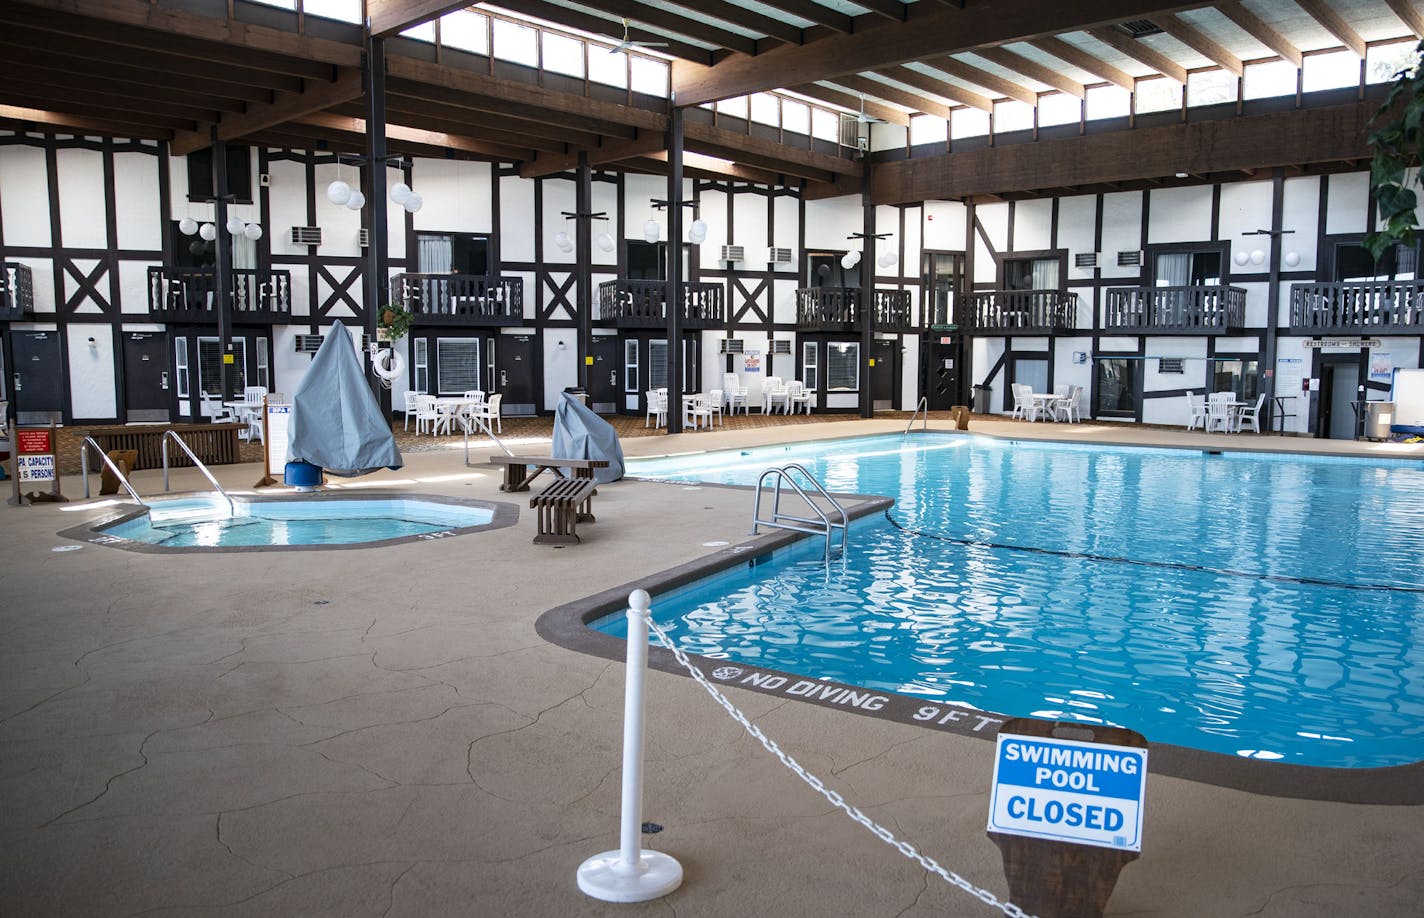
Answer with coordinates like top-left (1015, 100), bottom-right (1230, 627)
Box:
top-left (160, 430), bottom-right (235, 516)
top-left (463, 412), bottom-right (515, 464)
top-left (79, 437), bottom-right (146, 505)
top-left (751, 462), bottom-right (849, 562)
top-left (904, 396), bottom-right (928, 435)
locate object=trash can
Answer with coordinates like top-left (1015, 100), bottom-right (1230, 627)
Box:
top-left (284, 460), bottom-right (322, 490)
top-left (971, 384), bottom-right (992, 415)
top-left (1364, 401), bottom-right (1396, 441)
top-left (563, 386), bottom-right (588, 407)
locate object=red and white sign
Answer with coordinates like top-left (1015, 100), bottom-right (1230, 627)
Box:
top-left (17, 429), bottom-right (52, 454)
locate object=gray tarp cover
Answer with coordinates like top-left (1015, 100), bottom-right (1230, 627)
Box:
top-left (288, 322), bottom-right (403, 477)
top-left (551, 392), bottom-right (624, 484)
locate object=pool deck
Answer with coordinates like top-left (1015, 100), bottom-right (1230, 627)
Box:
top-left (2, 416), bottom-right (1421, 917)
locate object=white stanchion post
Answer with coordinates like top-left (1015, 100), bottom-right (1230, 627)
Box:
top-left (577, 589), bottom-right (684, 903)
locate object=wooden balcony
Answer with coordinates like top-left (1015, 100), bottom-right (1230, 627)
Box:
top-left (0, 262), bottom-right (34, 321)
top-left (1289, 281), bottom-right (1424, 335)
top-left (597, 279), bottom-right (724, 329)
top-left (794, 287), bottom-right (913, 333)
top-left (957, 290), bottom-right (1078, 335)
top-left (1103, 285), bottom-right (1246, 335)
top-left (390, 273), bottom-right (524, 326)
top-left (147, 267), bottom-right (292, 324)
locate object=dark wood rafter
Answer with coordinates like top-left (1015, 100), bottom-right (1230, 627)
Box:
top-left (484, 0), bottom-right (713, 63)
top-left (638, 152), bottom-right (787, 186)
top-left (170, 68), bottom-right (365, 156)
top-left (1028, 37), bottom-right (1136, 91)
top-left (973, 46), bottom-right (1087, 98)
top-left (1150, 14), bottom-right (1244, 76)
top-left (3, 54), bottom-right (265, 110)
top-left (923, 59), bottom-right (1038, 106)
top-left (757, 1), bottom-right (855, 34)
top-left (521, 134), bottom-right (669, 179)
top-left (870, 98), bottom-right (1380, 204)
top-left (1086, 27), bottom-right (1189, 83)
top-left (786, 85), bottom-right (912, 126)
top-left (1294, 0), bottom-right (1368, 58)
top-left (370, 97), bottom-right (608, 149)
top-left (367, 0), bottom-right (471, 38)
top-left (684, 121), bottom-right (861, 180)
top-left (1383, 0), bottom-right (1424, 39)
top-left (882, 65), bottom-right (994, 111)
top-left (0, 107), bottom-right (169, 140)
top-left (547, 0), bottom-right (760, 56)
top-left (827, 74), bottom-right (956, 120)
top-left (294, 113), bottom-right (537, 161)
top-left (5, 81), bottom-right (214, 128)
top-left (671, 0), bottom-right (1203, 106)
top-left (1217, 2), bottom-right (1303, 68)
top-left (856, 0), bottom-right (911, 21)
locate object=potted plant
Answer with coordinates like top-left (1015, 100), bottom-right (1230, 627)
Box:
top-left (378, 303), bottom-right (413, 342)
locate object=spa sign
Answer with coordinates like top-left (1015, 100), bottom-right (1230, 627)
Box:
top-left (987, 733), bottom-right (1147, 851)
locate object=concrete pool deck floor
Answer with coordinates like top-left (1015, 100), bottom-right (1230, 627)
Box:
top-left (2, 416), bottom-right (1421, 917)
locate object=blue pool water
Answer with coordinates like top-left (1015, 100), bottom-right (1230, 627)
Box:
top-left (102, 496), bottom-right (493, 548)
top-left (611, 435), bottom-right (1424, 768)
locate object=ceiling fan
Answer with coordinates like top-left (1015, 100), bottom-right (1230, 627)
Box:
top-left (854, 93), bottom-right (887, 124)
top-left (609, 18), bottom-right (668, 53)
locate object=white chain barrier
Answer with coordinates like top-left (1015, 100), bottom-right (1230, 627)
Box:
top-left (642, 610), bottom-right (1035, 918)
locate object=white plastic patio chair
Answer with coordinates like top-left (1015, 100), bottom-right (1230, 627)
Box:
top-left (684, 393), bottom-right (714, 430)
top-left (644, 390), bottom-right (667, 427)
top-left (1185, 392), bottom-right (1207, 431)
top-left (706, 389), bottom-right (725, 426)
top-left (1053, 385), bottom-right (1081, 423)
top-left (413, 394), bottom-right (439, 436)
top-left (1207, 392), bottom-right (1237, 433)
top-left (789, 381), bottom-right (812, 415)
top-left (1236, 393), bottom-right (1266, 433)
top-left (403, 390), bottom-right (425, 431)
top-left (762, 376), bottom-right (788, 413)
top-left (722, 373), bottom-right (747, 415)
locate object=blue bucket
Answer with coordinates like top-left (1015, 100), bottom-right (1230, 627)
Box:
top-left (284, 460), bottom-right (322, 488)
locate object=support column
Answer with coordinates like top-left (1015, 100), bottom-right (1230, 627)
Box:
top-left (666, 107), bottom-right (685, 434)
top-left (364, 33), bottom-right (391, 410)
top-left (212, 135), bottom-right (234, 403)
top-left (1261, 167), bottom-right (1285, 431)
top-left (860, 163), bottom-right (874, 419)
top-left (576, 153), bottom-right (592, 390)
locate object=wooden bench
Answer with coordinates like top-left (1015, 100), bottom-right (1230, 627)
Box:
top-left (529, 476), bottom-right (598, 544)
top-left (488, 454), bottom-right (607, 492)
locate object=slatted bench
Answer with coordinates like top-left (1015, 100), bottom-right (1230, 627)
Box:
top-left (529, 476), bottom-right (598, 544)
top-left (487, 454), bottom-right (607, 492)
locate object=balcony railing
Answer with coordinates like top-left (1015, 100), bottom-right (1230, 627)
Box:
top-left (1, 262), bottom-right (34, 320)
top-left (794, 287), bottom-right (913, 332)
top-left (1103, 285), bottom-right (1246, 334)
top-left (957, 290), bottom-right (1077, 335)
top-left (389, 273), bottom-right (524, 326)
top-left (597, 279), bottom-right (724, 328)
top-left (147, 267), bottom-right (292, 323)
top-left (1289, 281), bottom-right (1424, 335)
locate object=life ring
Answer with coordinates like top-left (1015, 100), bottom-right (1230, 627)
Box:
top-left (372, 347), bottom-right (405, 380)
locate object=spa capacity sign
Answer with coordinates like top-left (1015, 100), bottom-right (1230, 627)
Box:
top-left (987, 733), bottom-right (1147, 851)
top-left (16, 428), bottom-right (56, 483)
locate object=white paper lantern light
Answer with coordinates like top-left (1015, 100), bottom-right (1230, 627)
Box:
top-left (345, 190), bottom-right (365, 211)
top-left (226, 216), bottom-right (246, 236)
top-left (1284, 251), bottom-right (1301, 268)
top-left (643, 219), bottom-right (660, 244)
top-left (688, 219), bottom-right (708, 244)
top-left (877, 249), bottom-right (896, 268)
top-left (554, 230), bottom-right (573, 253)
top-left (1250, 249), bottom-right (1266, 265)
top-left (840, 250), bottom-right (861, 270)
top-left (1233, 251), bottom-right (1249, 267)
top-left (179, 217), bottom-right (198, 236)
top-left (596, 232), bottom-right (615, 253)
top-left (403, 192), bottom-right (423, 213)
top-left (326, 180), bottom-right (352, 206)
top-left (199, 222), bottom-right (216, 241)
top-left (389, 181), bottom-right (411, 205)
top-left (243, 223), bottom-right (263, 241)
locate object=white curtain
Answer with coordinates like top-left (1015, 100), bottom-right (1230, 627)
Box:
top-left (1031, 258), bottom-right (1058, 290)
top-left (418, 235), bottom-right (453, 313)
top-left (1154, 253), bottom-right (1190, 287)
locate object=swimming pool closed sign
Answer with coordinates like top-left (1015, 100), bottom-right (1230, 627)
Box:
top-left (987, 734), bottom-right (1147, 851)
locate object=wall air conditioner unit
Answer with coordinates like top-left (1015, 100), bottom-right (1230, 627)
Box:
top-left (720, 245), bottom-right (745, 263)
top-left (358, 228), bottom-right (369, 248)
top-left (768, 246), bottom-right (793, 264)
top-left (769, 340), bottom-right (792, 355)
top-left (839, 113), bottom-right (860, 148)
top-left (1074, 252), bottom-right (1100, 268)
top-left (1158, 357), bottom-right (1185, 374)
top-left (294, 334), bottom-right (323, 354)
top-left (719, 338), bottom-right (744, 355)
top-left (290, 226), bottom-right (322, 247)
top-left (1117, 250), bottom-right (1144, 267)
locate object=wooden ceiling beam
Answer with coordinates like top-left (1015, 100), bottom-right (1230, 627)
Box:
top-left (520, 133), bottom-right (670, 179)
top-left (1028, 37), bottom-right (1136, 91)
top-left (690, 0), bottom-right (806, 45)
top-left (1152, 14), bottom-right (1243, 76)
top-left (881, 66), bottom-right (993, 111)
top-left (1217, 2), bottom-right (1303, 68)
top-left (475, 1), bottom-right (713, 63)
top-left (170, 68), bottom-right (364, 157)
top-left (924, 59), bottom-right (1038, 105)
top-left (0, 105), bottom-right (171, 140)
top-left (6, 63), bottom-right (252, 114)
top-left (1383, 0), bottom-right (1424, 39)
top-left (368, 0), bottom-right (470, 38)
top-left (830, 74), bottom-right (956, 120)
top-left (1294, 0), bottom-right (1368, 58)
top-left (372, 98), bottom-right (601, 149)
top-left (1086, 28), bottom-right (1188, 83)
top-left (787, 85), bottom-right (912, 126)
top-left (3, 80), bottom-right (215, 125)
top-left (638, 151), bottom-right (789, 186)
top-left (870, 99), bottom-right (1378, 204)
top-left (0, 40), bottom-right (282, 104)
top-left (294, 112), bottom-right (536, 161)
top-left (684, 121), bottom-right (861, 180)
top-left (384, 79), bottom-right (641, 143)
top-left (973, 46), bottom-right (1086, 98)
top-left (0, 0), bottom-right (358, 73)
top-left (802, 175), bottom-right (864, 200)
top-left (552, 0), bottom-right (758, 56)
top-left (757, 1), bottom-right (855, 33)
top-left (856, 0), bottom-right (911, 21)
top-left (671, 0), bottom-right (1201, 106)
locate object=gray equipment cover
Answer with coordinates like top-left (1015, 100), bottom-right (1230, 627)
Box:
top-left (551, 391), bottom-right (624, 484)
top-left (288, 322), bottom-right (403, 476)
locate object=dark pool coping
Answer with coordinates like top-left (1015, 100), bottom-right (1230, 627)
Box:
top-left (538, 472), bottom-right (1424, 806)
top-left (58, 490), bottom-right (520, 553)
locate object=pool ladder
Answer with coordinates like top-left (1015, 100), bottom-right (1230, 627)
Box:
top-left (79, 431), bottom-right (235, 516)
top-left (750, 463), bottom-right (848, 561)
top-left (903, 395), bottom-right (928, 435)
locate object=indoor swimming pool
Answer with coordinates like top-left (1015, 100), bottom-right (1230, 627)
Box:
top-left (608, 435), bottom-right (1424, 769)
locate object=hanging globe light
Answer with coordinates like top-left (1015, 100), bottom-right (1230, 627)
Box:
top-left (226, 216), bottom-right (246, 236)
top-left (403, 192), bottom-right (423, 213)
top-left (345, 190), bottom-right (366, 210)
top-left (553, 230), bottom-right (573, 253)
top-left (688, 219), bottom-right (708, 244)
top-left (243, 223), bottom-right (263, 241)
top-left (389, 182), bottom-right (411, 204)
top-left (643, 219), bottom-right (660, 244)
top-left (178, 217), bottom-right (198, 236)
top-left (877, 248), bottom-right (896, 268)
top-left (596, 232), bottom-right (615, 253)
top-left (326, 180), bottom-right (352, 206)
top-left (199, 222), bottom-right (217, 241)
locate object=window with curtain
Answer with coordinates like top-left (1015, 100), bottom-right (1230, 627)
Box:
top-left (1095, 357), bottom-right (1137, 417)
top-left (1004, 257), bottom-right (1059, 290)
top-left (418, 234), bottom-right (455, 314)
top-left (802, 341), bottom-right (818, 391)
top-left (624, 339), bottom-right (639, 393)
top-left (174, 337), bottom-right (189, 399)
top-left (413, 338), bottom-right (429, 392)
top-left (1154, 250), bottom-right (1220, 286)
top-left (255, 338), bottom-right (270, 390)
top-left (197, 336), bottom-right (247, 396)
top-left (649, 340), bottom-right (669, 390)
top-left (1212, 358), bottom-right (1260, 400)
top-left (827, 342), bottom-right (859, 390)
top-left (1335, 242), bottom-right (1416, 281)
top-left (436, 338), bottom-right (481, 394)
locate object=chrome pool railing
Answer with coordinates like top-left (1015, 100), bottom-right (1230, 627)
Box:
top-left (751, 462), bottom-right (848, 562)
top-left (161, 430), bottom-right (235, 516)
top-left (79, 436), bottom-right (146, 505)
top-left (904, 396), bottom-right (929, 435)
